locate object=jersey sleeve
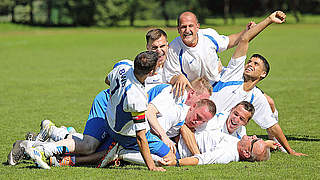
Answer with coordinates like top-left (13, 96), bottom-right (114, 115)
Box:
top-left (163, 38), bottom-right (182, 83)
top-left (252, 88), bottom-right (278, 129)
top-left (131, 111), bottom-right (148, 131)
top-left (202, 28), bottom-right (229, 53)
top-left (123, 84), bottom-right (149, 131)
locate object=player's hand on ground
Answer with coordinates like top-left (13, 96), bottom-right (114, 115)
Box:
top-left (246, 21), bottom-right (256, 30)
top-left (149, 165), bottom-right (167, 171)
top-left (269, 11), bottom-right (286, 24)
top-left (289, 150), bottom-right (308, 156)
top-left (171, 74), bottom-right (193, 97)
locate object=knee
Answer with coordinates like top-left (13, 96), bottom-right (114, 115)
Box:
top-left (75, 136), bottom-right (100, 155)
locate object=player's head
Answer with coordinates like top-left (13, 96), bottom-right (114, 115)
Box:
top-left (185, 77), bottom-right (212, 106)
top-left (177, 11), bottom-right (200, 47)
top-left (238, 135), bottom-right (271, 162)
top-left (226, 101), bottom-right (255, 134)
top-left (146, 29), bottom-right (168, 67)
top-left (185, 99), bottom-right (216, 129)
top-left (134, 51), bottom-right (158, 77)
top-left (244, 54), bottom-right (270, 81)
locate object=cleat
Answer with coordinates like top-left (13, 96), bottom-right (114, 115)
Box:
top-left (36, 120), bottom-right (55, 142)
top-left (98, 143), bottom-right (121, 168)
top-left (7, 140), bottom-right (28, 165)
top-left (50, 155), bottom-right (75, 167)
top-left (25, 132), bottom-right (38, 141)
top-left (25, 147), bottom-right (50, 169)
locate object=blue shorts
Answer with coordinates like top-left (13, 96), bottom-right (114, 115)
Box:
top-left (83, 89), bottom-right (110, 143)
top-left (106, 121), bottom-right (170, 157)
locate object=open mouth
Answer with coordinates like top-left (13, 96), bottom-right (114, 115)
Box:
top-left (183, 32), bottom-right (193, 38)
top-left (245, 67), bottom-right (254, 72)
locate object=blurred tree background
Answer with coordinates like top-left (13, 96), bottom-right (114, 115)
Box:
top-left (0, 0), bottom-right (319, 26)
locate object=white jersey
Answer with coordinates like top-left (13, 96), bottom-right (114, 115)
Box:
top-left (106, 60), bottom-right (149, 137)
top-left (150, 94), bottom-right (189, 138)
top-left (178, 130), bottom-right (239, 164)
top-left (145, 67), bottom-right (166, 91)
top-left (164, 28), bottom-right (229, 83)
top-left (204, 111), bottom-right (247, 139)
top-left (210, 56), bottom-right (278, 129)
top-left (146, 84), bottom-right (189, 137)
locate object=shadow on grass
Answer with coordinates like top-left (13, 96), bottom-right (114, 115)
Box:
top-left (257, 135), bottom-right (320, 142)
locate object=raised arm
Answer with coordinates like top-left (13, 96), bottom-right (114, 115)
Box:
top-left (227, 21), bottom-right (256, 49)
top-left (232, 11), bottom-right (286, 59)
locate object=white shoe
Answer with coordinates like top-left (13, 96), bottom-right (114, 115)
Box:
top-left (98, 143), bottom-right (121, 168)
top-left (25, 146), bottom-right (50, 169)
top-left (36, 120), bottom-right (55, 142)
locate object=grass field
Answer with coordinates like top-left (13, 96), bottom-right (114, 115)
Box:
top-left (1, 16), bottom-right (320, 179)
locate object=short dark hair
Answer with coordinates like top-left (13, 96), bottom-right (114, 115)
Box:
top-left (234, 101), bottom-right (255, 120)
top-left (134, 51), bottom-right (158, 76)
top-left (251, 54), bottom-right (270, 80)
top-left (195, 99), bottom-right (216, 117)
top-left (146, 29), bottom-right (167, 45)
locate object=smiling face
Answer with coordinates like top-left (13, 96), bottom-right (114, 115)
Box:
top-left (146, 35), bottom-right (168, 68)
top-left (185, 103), bottom-right (214, 129)
top-left (177, 12), bottom-right (200, 47)
top-left (238, 135), bottom-right (268, 161)
top-left (244, 57), bottom-right (267, 81)
top-left (226, 105), bottom-right (252, 134)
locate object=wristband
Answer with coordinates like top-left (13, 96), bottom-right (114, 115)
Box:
top-left (176, 159), bottom-right (180, 167)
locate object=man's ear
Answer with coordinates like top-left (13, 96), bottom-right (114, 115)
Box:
top-left (260, 71), bottom-right (267, 79)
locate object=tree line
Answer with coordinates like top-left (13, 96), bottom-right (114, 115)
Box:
top-left (0, 0), bottom-right (319, 26)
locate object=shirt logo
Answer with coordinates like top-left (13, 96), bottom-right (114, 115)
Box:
top-left (189, 58), bottom-right (195, 64)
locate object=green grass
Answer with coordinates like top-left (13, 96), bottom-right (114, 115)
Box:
top-left (1, 17), bottom-right (320, 179)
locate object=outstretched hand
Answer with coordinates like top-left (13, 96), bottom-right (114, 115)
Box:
top-left (269, 11), bottom-right (286, 24)
top-left (289, 150), bottom-right (308, 157)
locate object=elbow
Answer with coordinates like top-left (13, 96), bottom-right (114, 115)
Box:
top-left (239, 36), bottom-right (249, 44)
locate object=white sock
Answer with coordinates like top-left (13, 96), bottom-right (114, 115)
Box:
top-left (272, 137), bottom-right (287, 153)
top-left (41, 142), bottom-right (70, 158)
top-left (50, 126), bottom-right (69, 142)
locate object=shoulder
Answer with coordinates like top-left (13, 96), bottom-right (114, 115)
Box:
top-left (251, 87), bottom-right (270, 107)
top-left (199, 28), bottom-right (217, 35)
top-left (169, 36), bottom-right (182, 49)
top-left (113, 59), bottom-right (134, 69)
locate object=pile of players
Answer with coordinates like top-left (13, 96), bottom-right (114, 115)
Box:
top-left (7, 10), bottom-right (307, 171)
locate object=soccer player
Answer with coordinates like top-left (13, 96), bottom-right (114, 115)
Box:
top-left (144, 28), bottom-right (168, 87)
top-left (209, 11), bottom-right (306, 156)
top-left (161, 133), bottom-right (272, 166)
top-left (163, 11), bottom-right (255, 97)
top-left (208, 101), bottom-right (255, 139)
